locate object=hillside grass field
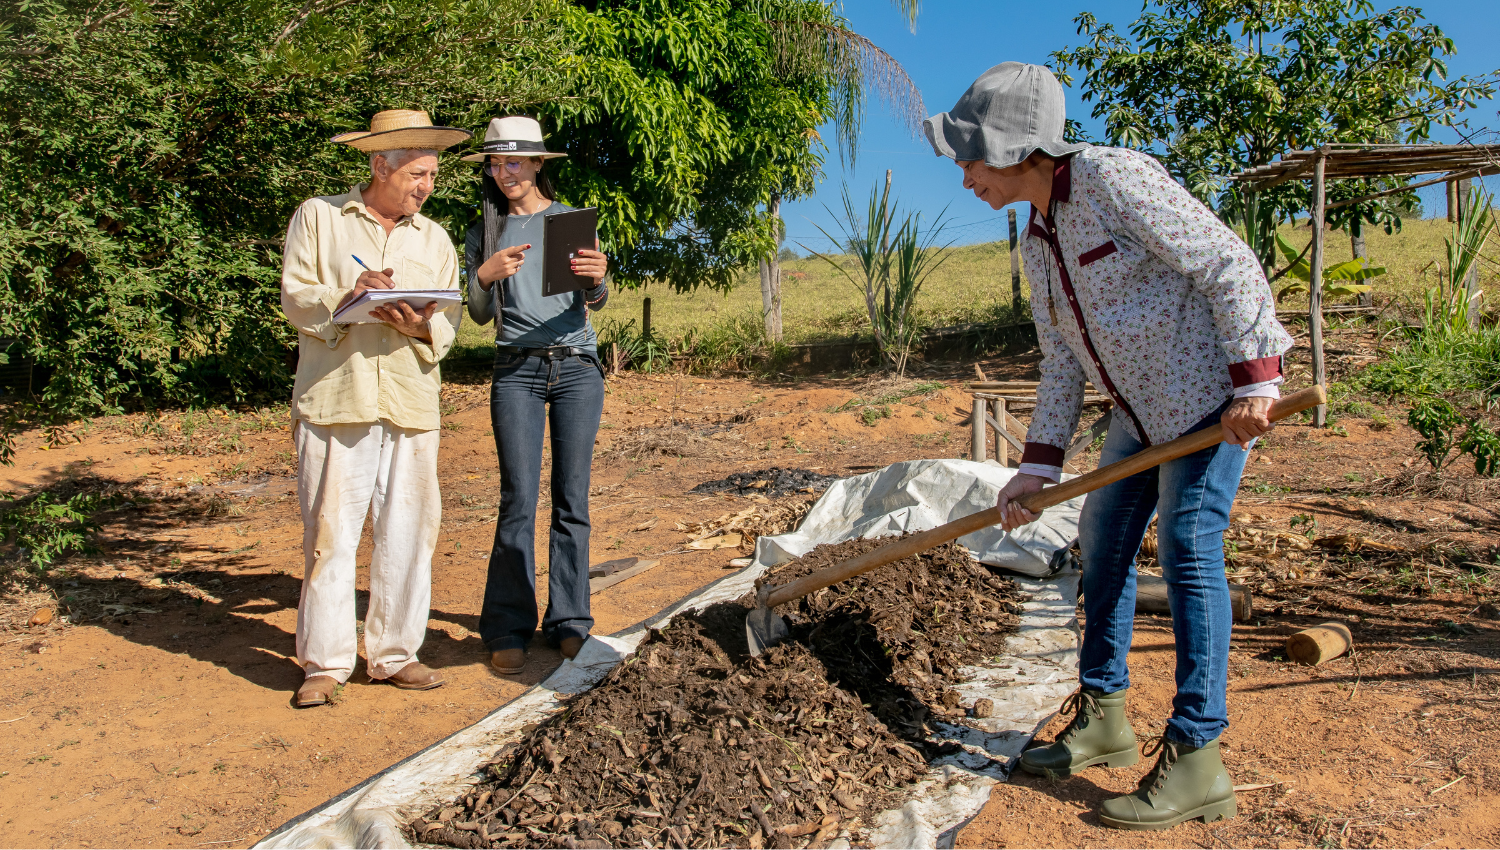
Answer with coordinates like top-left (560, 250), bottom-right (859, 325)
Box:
top-left (453, 216), bottom-right (1491, 354)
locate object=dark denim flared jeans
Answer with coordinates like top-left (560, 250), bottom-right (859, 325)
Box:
top-left (1078, 400), bottom-right (1248, 747)
top-left (478, 351), bottom-right (603, 652)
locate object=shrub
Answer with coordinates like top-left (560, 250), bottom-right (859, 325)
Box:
top-left (0, 490), bottom-right (116, 573)
top-left (1, 0), bottom-right (573, 415)
top-left (596, 318), bottom-right (672, 373)
top-left (1407, 398), bottom-right (1500, 477)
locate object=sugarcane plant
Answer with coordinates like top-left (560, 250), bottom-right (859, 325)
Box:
top-left (804, 182), bottom-right (952, 376)
top-left (881, 210), bottom-right (955, 375)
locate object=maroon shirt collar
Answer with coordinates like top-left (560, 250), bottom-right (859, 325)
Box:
top-left (1051, 153), bottom-right (1073, 203)
top-left (1026, 153), bottom-right (1076, 236)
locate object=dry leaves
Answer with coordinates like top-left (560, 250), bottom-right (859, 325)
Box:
top-left (675, 497), bottom-right (814, 551)
top-left (686, 533), bottom-right (741, 550)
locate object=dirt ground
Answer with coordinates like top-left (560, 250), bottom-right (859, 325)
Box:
top-left (1, 327), bottom-right (1498, 849)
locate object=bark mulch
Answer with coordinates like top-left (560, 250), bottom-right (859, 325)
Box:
top-left (410, 536), bottom-right (1025, 849)
top-left (689, 468), bottom-right (842, 499)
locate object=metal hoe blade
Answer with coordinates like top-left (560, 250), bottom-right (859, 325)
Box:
top-left (745, 605), bottom-right (789, 657)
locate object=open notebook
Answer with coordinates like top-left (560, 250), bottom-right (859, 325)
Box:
top-left (332, 289), bottom-right (461, 324)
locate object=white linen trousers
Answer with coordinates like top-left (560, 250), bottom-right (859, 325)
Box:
top-left (294, 420), bottom-right (442, 682)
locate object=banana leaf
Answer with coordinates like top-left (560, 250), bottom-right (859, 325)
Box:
top-left (1274, 234), bottom-right (1385, 302)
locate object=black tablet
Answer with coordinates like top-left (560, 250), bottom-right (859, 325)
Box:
top-left (542, 207), bottom-right (599, 297)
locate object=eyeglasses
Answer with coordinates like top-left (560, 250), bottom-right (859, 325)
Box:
top-left (486, 161), bottom-right (525, 177)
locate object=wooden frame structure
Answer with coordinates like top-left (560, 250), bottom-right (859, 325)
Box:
top-left (1231, 143), bottom-right (1500, 426)
top-left (968, 381), bottom-right (1113, 473)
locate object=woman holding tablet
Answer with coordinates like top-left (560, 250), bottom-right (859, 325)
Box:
top-left (462, 116), bottom-right (610, 674)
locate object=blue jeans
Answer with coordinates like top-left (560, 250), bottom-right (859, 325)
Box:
top-left (1077, 401), bottom-right (1247, 747)
top-left (479, 351), bottom-right (604, 652)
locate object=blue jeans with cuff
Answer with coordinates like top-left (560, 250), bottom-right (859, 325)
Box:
top-left (479, 351), bottom-right (603, 652)
top-left (1077, 400), bottom-right (1247, 747)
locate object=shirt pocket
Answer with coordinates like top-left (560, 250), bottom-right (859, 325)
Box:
top-left (403, 258), bottom-right (438, 289)
top-left (1078, 241), bottom-right (1118, 266)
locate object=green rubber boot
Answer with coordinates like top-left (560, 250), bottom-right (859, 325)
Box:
top-left (1019, 688), bottom-right (1138, 777)
top-left (1098, 735), bottom-right (1237, 831)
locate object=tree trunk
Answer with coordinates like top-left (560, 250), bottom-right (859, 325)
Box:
top-left (1351, 220), bottom-right (1371, 308)
top-left (759, 195), bottom-right (783, 342)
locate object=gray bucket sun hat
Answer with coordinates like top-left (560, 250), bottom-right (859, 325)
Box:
top-left (923, 62), bottom-right (1087, 169)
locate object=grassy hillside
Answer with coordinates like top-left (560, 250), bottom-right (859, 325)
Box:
top-left (453, 216), bottom-right (1490, 355)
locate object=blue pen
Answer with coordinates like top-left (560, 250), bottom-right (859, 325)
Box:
top-left (352, 254), bottom-right (372, 271)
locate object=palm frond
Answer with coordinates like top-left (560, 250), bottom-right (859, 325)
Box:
top-left (766, 18), bottom-right (924, 166)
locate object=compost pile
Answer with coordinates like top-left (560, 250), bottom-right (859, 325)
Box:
top-left (410, 537), bottom-right (1024, 850)
top-left (690, 468), bottom-right (841, 498)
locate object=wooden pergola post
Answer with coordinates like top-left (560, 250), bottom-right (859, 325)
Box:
top-left (1228, 142), bottom-right (1500, 430)
top-left (1308, 148), bottom-right (1328, 428)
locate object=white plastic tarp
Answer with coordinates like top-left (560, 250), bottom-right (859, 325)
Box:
top-left (257, 459), bottom-right (1082, 850)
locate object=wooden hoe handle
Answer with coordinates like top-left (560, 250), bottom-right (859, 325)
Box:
top-left (762, 385), bottom-right (1325, 609)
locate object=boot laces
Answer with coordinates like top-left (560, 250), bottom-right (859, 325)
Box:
top-left (1057, 689), bottom-right (1101, 743)
top-left (1138, 735), bottom-right (1179, 796)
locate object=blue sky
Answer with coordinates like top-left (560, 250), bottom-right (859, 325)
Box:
top-left (780, 0), bottom-right (1500, 253)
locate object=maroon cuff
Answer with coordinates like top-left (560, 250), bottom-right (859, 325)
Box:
top-left (1228, 355), bottom-right (1282, 387)
top-left (1020, 442), bottom-right (1065, 467)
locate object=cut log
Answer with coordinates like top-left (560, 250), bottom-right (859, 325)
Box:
top-left (1136, 574), bottom-right (1252, 622)
top-left (588, 558), bottom-right (661, 594)
top-left (1285, 622), bottom-right (1352, 666)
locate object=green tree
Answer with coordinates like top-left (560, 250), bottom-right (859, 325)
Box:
top-left (1050, 0), bottom-right (1495, 270)
top-left (0, 0), bottom-right (572, 414)
top-left (541, 0), bottom-right (920, 293)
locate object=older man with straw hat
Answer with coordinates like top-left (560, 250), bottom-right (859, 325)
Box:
top-left (925, 64), bottom-right (1292, 830)
top-left (280, 109), bottom-right (470, 708)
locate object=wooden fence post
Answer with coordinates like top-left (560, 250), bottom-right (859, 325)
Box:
top-left (1309, 149), bottom-right (1328, 428)
top-left (971, 397), bottom-right (987, 463)
top-left (642, 296), bottom-right (652, 340)
top-left (992, 398), bottom-right (1007, 466)
top-left (1007, 208), bottom-right (1021, 317)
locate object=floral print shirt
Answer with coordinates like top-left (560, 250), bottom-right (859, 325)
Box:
top-left (1018, 146), bottom-right (1292, 480)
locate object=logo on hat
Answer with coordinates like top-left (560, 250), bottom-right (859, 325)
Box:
top-left (462, 116), bottom-right (568, 163)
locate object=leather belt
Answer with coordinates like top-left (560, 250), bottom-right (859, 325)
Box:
top-left (497, 345), bottom-right (589, 360)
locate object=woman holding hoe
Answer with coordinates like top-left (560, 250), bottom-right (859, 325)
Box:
top-left (462, 116), bottom-right (610, 674)
top-left (924, 64), bottom-right (1291, 830)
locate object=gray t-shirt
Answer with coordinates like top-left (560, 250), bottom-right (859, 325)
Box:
top-left (464, 201), bottom-right (609, 352)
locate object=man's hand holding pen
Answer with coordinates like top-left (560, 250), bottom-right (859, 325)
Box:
top-left (338, 257), bottom-right (436, 342)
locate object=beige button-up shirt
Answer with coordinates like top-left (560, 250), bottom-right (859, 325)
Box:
top-left (281, 186), bottom-right (462, 432)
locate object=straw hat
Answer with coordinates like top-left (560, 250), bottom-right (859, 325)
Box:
top-left (461, 116), bottom-right (568, 163)
top-left (330, 109), bottom-right (472, 153)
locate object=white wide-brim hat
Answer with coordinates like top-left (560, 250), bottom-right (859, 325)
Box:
top-left (330, 109), bottom-right (472, 153)
top-left (461, 116), bottom-right (568, 163)
top-left (924, 62), bottom-right (1087, 170)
